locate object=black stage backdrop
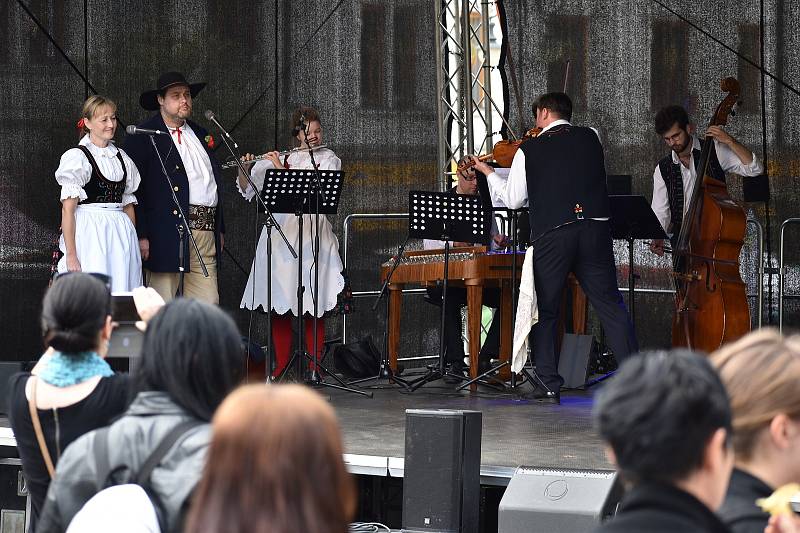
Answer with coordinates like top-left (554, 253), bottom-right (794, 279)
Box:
top-left (0, 0), bottom-right (798, 363)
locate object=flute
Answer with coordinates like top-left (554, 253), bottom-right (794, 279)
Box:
top-left (220, 144), bottom-right (328, 169)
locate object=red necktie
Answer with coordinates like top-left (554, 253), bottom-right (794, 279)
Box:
top-left (171, 128), bottom-right (182, 144)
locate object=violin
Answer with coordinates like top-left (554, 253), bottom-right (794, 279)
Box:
top-left (458, 127), bottom-right (542, 172)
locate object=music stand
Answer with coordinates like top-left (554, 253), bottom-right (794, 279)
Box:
top-left (405, 190), bottom-right (492, 391)
top-left (264, 168), bottom-right (370, 397)
top-left (608, 195), bottom-right (668, 330)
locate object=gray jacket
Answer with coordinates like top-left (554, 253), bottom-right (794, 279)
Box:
top-left (37, 391), bottom-right (210, 533)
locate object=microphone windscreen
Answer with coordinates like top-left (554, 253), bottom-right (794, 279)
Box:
top-left (204, 109), bottom-right (215, 121)
top-left (125, 125), bottom-right (137, 135)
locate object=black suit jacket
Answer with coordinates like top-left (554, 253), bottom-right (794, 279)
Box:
top-left (123, 114), bottom-right (225, 272)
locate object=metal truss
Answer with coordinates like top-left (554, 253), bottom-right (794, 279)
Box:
top-left (434, 0), bottom-right (501, 189)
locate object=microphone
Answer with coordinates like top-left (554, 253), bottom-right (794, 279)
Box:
top-left (126, 125), bottom-right (167, 136)
top-left (204, 110), bottom-right (237, 148)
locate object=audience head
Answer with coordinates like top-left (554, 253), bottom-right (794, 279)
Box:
top-left (136, 298), bottom-right (243, 421)
top-left (594, 350), bottom-right (733, 509)
top-left (41, 273), bottom-right (112, 354)
top-left (184, 384), bottom-right (356, 533)
top-left (711, 329), bottom-right (800, 486)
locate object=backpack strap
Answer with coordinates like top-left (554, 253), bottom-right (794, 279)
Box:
top-left (27, 377), bottom-right (56, 478)
top-left (135, 419), bottom-right (203, 486)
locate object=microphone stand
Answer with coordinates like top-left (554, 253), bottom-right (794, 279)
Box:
top-left (147, 134), bottom-right (207, 296)
top-left (207, 113), bottom-right (297, 383)
top-left (301, 122), bottom-right (369, 397)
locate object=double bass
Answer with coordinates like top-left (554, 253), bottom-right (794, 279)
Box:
top-left (671, 77), bottom-right (750, 352)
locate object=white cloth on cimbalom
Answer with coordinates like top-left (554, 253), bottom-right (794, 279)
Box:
top-left (56, 136), bottom-right (142, 292)
top-left (238, 148), bottom-right (345, 316)
top-left (650, 135), bottom-right (763, 233)
top-left (512, 247), bottom-right (538, 373)
top-left (166, 123), bottom-right (218, 207)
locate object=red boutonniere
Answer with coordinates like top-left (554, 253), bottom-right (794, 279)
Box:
top-left (204, 134), bottom-right (215, 149)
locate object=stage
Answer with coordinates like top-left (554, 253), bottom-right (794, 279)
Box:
top-left (334, 379), bottom-right (612, 486)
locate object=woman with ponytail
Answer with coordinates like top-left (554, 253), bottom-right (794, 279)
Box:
top-left (7, 273), bottom-right (131, 531)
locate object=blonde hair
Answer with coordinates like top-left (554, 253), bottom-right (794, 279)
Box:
top-left (711, 329), bottom-right (800, 460)
top-left (184, 384), bottom-right (356, 533)
top-left (79, 95), bottom-right (117, 137)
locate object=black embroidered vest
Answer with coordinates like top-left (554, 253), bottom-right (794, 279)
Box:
top-left (657, 139), bottom-right (725, 234)
top-left (76, 145), bottom-right (127, 204)
top-left (520, 124), bottom-right (610, 242)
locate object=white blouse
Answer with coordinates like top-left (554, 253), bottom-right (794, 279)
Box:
top-left (55, 134), bottom-right (141, 206)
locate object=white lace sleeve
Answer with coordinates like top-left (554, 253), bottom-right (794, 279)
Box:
top-left (238, 160), bottom-right (274, 201)
top-left (55, 148), bottom-right (90, 202)
top-left (120, 150), bottom-right (141, 206)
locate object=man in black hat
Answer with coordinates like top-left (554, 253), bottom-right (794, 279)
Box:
top-left (124, 72), bottom-right (225, 304)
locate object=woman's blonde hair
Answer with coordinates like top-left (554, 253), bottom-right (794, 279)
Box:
top-left (79, 95), bottom-right (117, 137)
top-left (711, 328), bottom-right (800, 460)
top-left (184, 383), bottom-right (356, 533)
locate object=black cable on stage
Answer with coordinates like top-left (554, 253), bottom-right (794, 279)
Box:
top-left (759, 0), bottom-right (774, 324)
top-left (15, 0), bottom-right (128, 127)
top-left (222, 0), bottom-right (349, 141)
top-left (494, 0), bottom-right (513, 140)
top-left (649, 0), bottom-right (800, 98)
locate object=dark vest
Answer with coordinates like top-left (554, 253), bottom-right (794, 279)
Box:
top-left (657, 139), bottom-right (725, 234)
top-left (75, 145), bottom-right (127, 204)
top-left (520, 124), bottom-right (610, 241)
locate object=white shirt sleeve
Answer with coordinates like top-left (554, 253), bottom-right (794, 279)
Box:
top-left (55, 148), bottom-right (90, 202)
top-left (486, 149), bottom-right (528, 209)
top-left (238, 159), bottom-right (274, 201)
top-left (120, 150), bottom-right (141, 206)
top-left (651, 165), bottom-right (671, 233)
top-left (713, 139), bottom-right (764, 176)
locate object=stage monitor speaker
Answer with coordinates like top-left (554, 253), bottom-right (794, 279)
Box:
top-left (558, 334), bottom-right (594, 389)
top-left (498, 467), bottom-right (622, 533)
top-left (402, 409), bottom-right (482, 533)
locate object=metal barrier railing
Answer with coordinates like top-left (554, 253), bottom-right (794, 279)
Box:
top-left (342, 213), bottom-right (417, 347)
top-left (340, 213), bottom-right (769, 342)
top-left (779, 218), bottom-right (800, 332)
top-left (746, 218), bottom-right (765, 328)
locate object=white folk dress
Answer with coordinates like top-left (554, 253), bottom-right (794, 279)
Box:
top-left (56, 135), bottom-right (142, 292)
top-left (238, 148), bottom-right (345, 317)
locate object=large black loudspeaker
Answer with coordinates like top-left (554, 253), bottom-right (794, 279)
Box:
top-left (402, 409), bottom-right (482, 533)
top-left (498, 467), bottom-right (622, 533)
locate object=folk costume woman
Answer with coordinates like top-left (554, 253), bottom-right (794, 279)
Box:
top-left (56, 95), bottom-right (142, 291)
top-left (236, 107), bottom-right (344, 376)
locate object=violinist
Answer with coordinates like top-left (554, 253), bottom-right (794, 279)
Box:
top-left (470, 92), bottom-right (638, 404)
top-left (649, 105), bottom-right (763, 256)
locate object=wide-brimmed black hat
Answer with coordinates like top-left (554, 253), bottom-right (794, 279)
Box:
top-left (139, 71), bottom-right (206, 111)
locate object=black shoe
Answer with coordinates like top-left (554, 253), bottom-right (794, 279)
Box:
top-left (522, 389), bottom-right (561, 404)
top-left (443, 364), bottom-right (467, 384)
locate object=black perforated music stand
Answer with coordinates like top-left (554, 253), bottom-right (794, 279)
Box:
top-left (264, 169), bottom-right (369, 397)
top-left (405, 190), bottom-right (492, 390)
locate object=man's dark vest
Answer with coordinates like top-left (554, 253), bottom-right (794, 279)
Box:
top-left (520, 124), bottom-right (610, 242)
top-left (657, 139), bottom-right (725, 234)
top-left (75, 145), bottom-right (127, 204)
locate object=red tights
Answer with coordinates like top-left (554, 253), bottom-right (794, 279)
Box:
top-left (271, 314), bottom-right (325, 376)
